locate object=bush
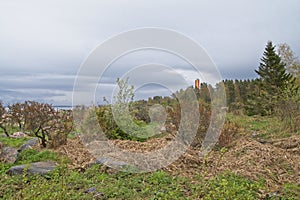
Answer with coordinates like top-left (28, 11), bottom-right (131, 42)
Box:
top-left (0, 101), bottom-right (73, 148)
top-left (96, 105), bottom-right (133, 140)
top-left (217, 120), bottom-right (240, 148)
top-left (276, 93), bottom-right (300, 133)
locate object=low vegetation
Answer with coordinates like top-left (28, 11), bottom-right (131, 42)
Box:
top-left (0, 41), bottom-right (299, 199)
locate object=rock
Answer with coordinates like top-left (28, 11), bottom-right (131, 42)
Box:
top-left (11, 132), bottom-right (27, 138)
top-left (87, 157), bottom-right (131, 171)
top-left (160, 126), bottom-right (166, 132)
top-left (256, 138), bottom-right (266, 144)
top-left (7, 161), bottom-right (57, 175)
top-left (252, 131), bottom-right (258, 137)
top-left (84, 187), bottom-right (104, 199)
top-left (93, 192), bottom-right (105, 199)
top-left (0, 145), bottom-right (18, 163)
top-left (0, 133), bottom-right (8, 138)
top-left (18, 138), bottom-right (39, 152)
top-left (94, 157), bottom-right (128, 168)
top-left (84, 187), bottom-right (97, 194)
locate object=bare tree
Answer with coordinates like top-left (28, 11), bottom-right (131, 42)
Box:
top-left (1, 101), bottom-right (74, 147)
top-left (0, 102), bottom-right (10, 137)
top-left (8, 102), bottom-right (25, 131)
top-left (278, 43), bottom-right (300, 78)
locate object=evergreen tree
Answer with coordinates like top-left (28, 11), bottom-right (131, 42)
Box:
top-left (245, 79), bottom-right (264, 115)
top-left (223, 79), bottom-right (235, 107)
top-left (233, 80), bottom-right (242, 103)
top-left (199, 82), bottom-right (211, 103)
top-left (255, 41), bottom-right (297, 114)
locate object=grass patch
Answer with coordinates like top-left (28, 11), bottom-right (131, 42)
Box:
top-left (0, 166), bottom-right (187, 199)
top-left (0, 165), bottom-right (271, 200)
top-left (0, 136), bottom-right (30, 148)
top-left (15, 149), bottom-right (63, 165)
top-left (190, 172), bottom-right (265, 200)
top-left (226, 113), bottom-right (290, 139)
top-left (0, 163), bottom-right (298, 199)
top-left (281, 183), bottom-right (300, 199)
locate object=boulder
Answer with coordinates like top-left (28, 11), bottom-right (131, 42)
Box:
top-left (0, 144), bottom-right (18, 164)
top-left (7, 161), bottom-right (57, 175)
top-left (18, 138), bottom-right (39, 152)
top-left (0, 133), bottom-right (8, 138)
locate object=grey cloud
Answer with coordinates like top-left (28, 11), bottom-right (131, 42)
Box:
top-left (0, 0), bottom-right (299, 105)
top-left (0, 74), bottom-right (75, 91)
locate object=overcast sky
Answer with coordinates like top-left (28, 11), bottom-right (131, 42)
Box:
top-left (0, 0), bottom-right (299, 105)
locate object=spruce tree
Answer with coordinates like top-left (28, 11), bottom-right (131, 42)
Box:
top-left (255, 41), bottom-right (297, 114)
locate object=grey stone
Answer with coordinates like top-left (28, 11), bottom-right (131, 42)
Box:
top-left (0, 146), bottom-right (18, 164)
top-left (95, 157), bottom-right (128, 168)
top-left (11, 132), bottom-right (27, 138)
top-left (84, 187), bottom-right (104, 199)
top-left (18, 138), bottom-right (39, 152)
top-left (7, 161), bottom-right (57, 175)
top-left (93, 192), bottom-right (105, 199)
top-left (0, 133), bottom-right (8, 138)
top-left (84, 187), bottom-right (97, 194)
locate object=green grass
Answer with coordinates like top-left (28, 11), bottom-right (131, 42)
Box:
top-left (197, 172), bottom-right (265, 200)
top-left (0, 161), bottom-right (269, 200)
top-left (0, 136), bottom-right (30, 148)
top-left (281, 183), bottom-right (300, 199)
top-left (0, 165), bottom-right (188, 199)
top-left (1, 160), bottom-right (298, 199)
top-left (226, 113), bottom-right (292, 139)
top-left (15, 149), bottom-right (65, 165)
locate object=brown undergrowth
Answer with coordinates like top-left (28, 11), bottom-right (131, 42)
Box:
top-left (54, 129), bottom-right (300, 194)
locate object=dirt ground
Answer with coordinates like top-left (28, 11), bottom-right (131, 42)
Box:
top-left (55, 133), bottom-right (300, 193)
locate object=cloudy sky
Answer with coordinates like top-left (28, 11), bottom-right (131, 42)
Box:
top-left (0, 0), bottom-right (299, 105)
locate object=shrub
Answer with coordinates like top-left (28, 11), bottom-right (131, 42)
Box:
top-left (217, 120), bottom-right (240, 148)
top-left (275, 92), bottom-right (300, 133)
top-left (1, 101), bottom-right (73, 148)
top-left (0, 102), bottom-right (10, 137)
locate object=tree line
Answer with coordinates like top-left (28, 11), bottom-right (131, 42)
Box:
top-left (221, 42), bottom-right (300, 131)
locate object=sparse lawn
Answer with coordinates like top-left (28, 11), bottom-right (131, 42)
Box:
top-left (226, 113), bottom-right (295, 139)
top-left (0, 162), bottom-right (267, 200)
top-left (15, 149), bottom-right (64, 165)
top-left (1, 158), bottom-right (298, 199)
top-left (0, 136), bottom-right (30, 148)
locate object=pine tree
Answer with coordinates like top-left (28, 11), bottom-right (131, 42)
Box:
top-left (255, 41), bottom-right (297, 114)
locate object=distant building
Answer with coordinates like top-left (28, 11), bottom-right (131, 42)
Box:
top-left (195, 79), bottom-right (200, 89)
